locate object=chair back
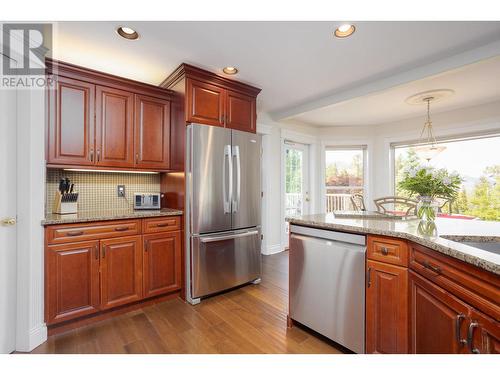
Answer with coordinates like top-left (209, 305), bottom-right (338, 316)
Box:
top-left (373, 196), bottom-right (418, 217)
top-left (350, 194), bottom-right (366, 211)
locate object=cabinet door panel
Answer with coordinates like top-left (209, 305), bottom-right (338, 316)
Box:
top-left (48, 76), bottom-right (95, 165)
top-left (186, 78), bottom-right (225, 127)
top-left (46, 241), bottom-right (100, 324)
top-left (135, 95), bottom-right (170, 169)
top-left (409, 270), bottom-right (470, 354)
top-left (143, 232), bottom-right (182, 298)
top-left (366, 260), bottom-right (408, 353)
top-left (96, 86), bottom-right (134, 167)
top-left (226, 89), bottom-right (256, 133)
top-left (100, 236), bottom-right (143, 310)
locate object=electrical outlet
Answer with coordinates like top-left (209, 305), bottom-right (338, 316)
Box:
top-left (117, 185), bottom-right (125, 197)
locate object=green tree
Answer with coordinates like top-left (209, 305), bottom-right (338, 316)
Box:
top-left (395, 148), bottom-right (421, 197)
top-left (466, 165), bottom-right (500, 221)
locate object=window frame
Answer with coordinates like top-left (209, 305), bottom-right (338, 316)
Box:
top-left (324, 145), bottom-right (368, 212)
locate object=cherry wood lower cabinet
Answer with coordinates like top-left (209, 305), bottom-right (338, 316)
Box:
top-left (45, 216), bottom-right (183, 327)
top-left (46, 241), bottom-right (100, 324)
top-left (469, 309), bottom-right (500, 354)
top-left (100, 236), bottom-right (143, 310)
top-left (409, 270), bottom-right (470, 354)
top-left (366, 260), bottom-right (409, 354)
top-left (143, 232), bottom-right (182, 298)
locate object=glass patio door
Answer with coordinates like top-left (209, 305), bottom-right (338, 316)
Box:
top-left (284, 141), bottom-right (310, 247)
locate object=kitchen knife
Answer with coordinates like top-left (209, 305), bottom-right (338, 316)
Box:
top-left (65, 178), bottom-right (71, 193)
top-left (69, 183), bottom-right (74, 193)
top-left (58, 179), bottom-right (65, 194)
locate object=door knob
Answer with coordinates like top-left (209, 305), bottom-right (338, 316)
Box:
top-left (1, 217), bottom-right (16, 226)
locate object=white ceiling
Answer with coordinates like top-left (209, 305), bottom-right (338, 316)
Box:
top-left (52, 21), bottom-right (500, 118)
top-left (289, 56), bottom-right (500, 126)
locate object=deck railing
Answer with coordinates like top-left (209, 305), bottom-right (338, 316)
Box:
top-left (325, 193), bottom-right (352, 212)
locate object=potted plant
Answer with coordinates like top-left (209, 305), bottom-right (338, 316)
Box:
top-left (398, 165), bottom-right (462, 221)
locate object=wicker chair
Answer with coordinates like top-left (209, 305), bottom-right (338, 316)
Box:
top-left (350, 194), bottom-right (366, 211)
top-left (373, 196), bottom-right (418, 217)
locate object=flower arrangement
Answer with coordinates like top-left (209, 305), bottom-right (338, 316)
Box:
top-left (398, 165), bottom-right (462, 220)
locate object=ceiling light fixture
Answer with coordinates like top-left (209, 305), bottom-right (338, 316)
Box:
top-left (223, 66), bottom-right (238, 75)
top-left (414, 97), bottom-right (446, 162)
top-left (116, 26), bottom-right (139, 40)
top-left (334, 24), bottom-right (356, 38)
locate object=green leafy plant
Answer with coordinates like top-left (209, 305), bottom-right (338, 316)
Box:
top-left (398, 166), bottom-right (462, 220)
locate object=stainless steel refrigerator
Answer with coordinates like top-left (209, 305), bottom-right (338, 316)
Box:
top-left (185, 124), bottom-right (261, 304)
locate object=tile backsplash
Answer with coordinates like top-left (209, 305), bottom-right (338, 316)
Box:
top-left (46, 170), bottom-right (161, 213)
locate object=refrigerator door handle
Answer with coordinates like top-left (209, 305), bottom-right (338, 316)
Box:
top-left (232, 145), bottom-right (241, 213)
top-left (223, 144), bottom-right (233, 214)
top-left (200, 230), bottom-right (259, 243)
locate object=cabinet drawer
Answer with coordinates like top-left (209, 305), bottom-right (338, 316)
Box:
top-left (46, 219), bottom-right (141, 245)
top-left (367, 235), bottom-right (409, 267)
top-left (143, 216), bottom-right (181, 233)
top-left (409, 243), bottom-right (500, 320)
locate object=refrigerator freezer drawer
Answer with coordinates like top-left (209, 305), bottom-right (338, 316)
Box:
top-left (191, 228), bottom-right (261, 298)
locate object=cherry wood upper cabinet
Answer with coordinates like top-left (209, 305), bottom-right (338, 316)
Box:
top-left (186, 78), bottom-right (225, 127)
top-left (161, 63), bottom-right (261, 135)
top-left (409, 270), bottom-right (470, 354)
top-left (134, 94), bottom-right (171, 169)
top-left (226, 89), bottom-right (256, 133)
top-left (95, 86), bottom-right (135, 168)
top-left (366, 260), bottom-right (409, 354)
top-left (143, 232), bottom-right (182, 298)
top-left (47, 76), bottom-right (95, 166)
top-left (46, 240), bottom-right (100, 324)
top-left (100, 236), bottom-right (143, 310)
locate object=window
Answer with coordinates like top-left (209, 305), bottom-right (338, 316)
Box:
top-left (393, 134), bottom-right (500, 221)
top-left (325, 146), bottom-right (366, 212)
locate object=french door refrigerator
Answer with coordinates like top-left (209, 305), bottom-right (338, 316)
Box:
top-left (186, 124), bottom-right (261, 304)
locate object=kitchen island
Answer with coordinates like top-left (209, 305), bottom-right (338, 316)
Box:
top-left (287, 213), bottom-right (500, 354)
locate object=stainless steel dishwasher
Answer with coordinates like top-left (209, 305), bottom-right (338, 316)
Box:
top-left (289, 225), bottom-right (366, 353)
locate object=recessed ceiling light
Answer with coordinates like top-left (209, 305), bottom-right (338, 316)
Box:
top-left (116, 26), bottom-right (139, 40)
top-left (223, 66), bottom-right (238, 75)
top-left (334, 24), bottom-right (356, 38)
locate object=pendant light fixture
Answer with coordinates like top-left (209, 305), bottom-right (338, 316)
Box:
top-left (405, 89), bottom-right (454, 162)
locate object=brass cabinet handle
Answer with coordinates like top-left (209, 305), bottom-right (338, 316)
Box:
top-left (367, 267), bottom-right (371, 288)
top-left (467, 321), bottom-right (480, 354)
top-left (96, 150), bottom-right (100, 162)
top-left (380, 247), bottom-right (389, 255)
top-left (66, 231), bottom-right (84, 237)
top-left (94, 245), bottom-right (99, 260)
top-left (102, 245), bottom-right (106, 259)
top-left (90, 150), bottom-right (94, 162)
top-left (456, 314), bottom-right (467, 346)
top-left (114, 226), bottom-right (129, 232)
top-left (135, 153), bottom-right (139, 164)
top-left (1, 217), bottom-right (16, 226)
top-left (423, 261), bottom-right (442, 275)
top-left (156, 223), bottom-right (170, 227)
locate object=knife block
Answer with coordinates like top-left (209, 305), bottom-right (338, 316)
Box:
top-left (52, 191), bottom-right (78, 215)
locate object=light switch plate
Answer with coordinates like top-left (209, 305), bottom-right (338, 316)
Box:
top-left (117, 185), bottom-right (125, 197)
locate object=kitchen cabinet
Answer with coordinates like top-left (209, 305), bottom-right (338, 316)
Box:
top-left (46, 59), bottom-right (173, 171)
top-left (409, 270), bottom-right (469, 354)
top-left (162, 63), bottom-right (260, 135)
top-left (46, 240), bottom-right (100, 324)
top-left (47, 76), bottom-right (95, 166)
top-left (134, 94), bottom-right (171, 169)
top-left (95, 85), bottom-right (135, 168)
top-left (366, 260), bottom-right (409, 354)
top-left (186, 78), bottom-right (225, 127)
top-left (100, 236), bottom-right (143, 310)
top-left (44, 216), bottom-right (183, 329)
top-left (143, 232), bottom-right (182, 298)
top-left (226, 89), bottom-right (256, 133)
top-left (469, 309), bottom-right (500, 354)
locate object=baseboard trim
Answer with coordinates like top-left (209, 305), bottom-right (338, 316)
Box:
top-left (261, 243), bottom-right (282, 256)
top-left (16, 323), bottom-right (47, 353)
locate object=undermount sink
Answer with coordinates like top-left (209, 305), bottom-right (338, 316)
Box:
top-left (440, 235), bottom-right (500, 255)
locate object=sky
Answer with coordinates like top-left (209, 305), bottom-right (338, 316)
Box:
top-left (397, 136), bottom-right (500, 178)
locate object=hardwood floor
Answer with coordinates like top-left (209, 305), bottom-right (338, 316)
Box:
top-left (31, 251), bottom-right (343, 354)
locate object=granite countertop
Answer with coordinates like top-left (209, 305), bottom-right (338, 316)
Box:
top-left (287, 212), bottom-right (500, 275)
top-left (42, 208), bottom-right (183, 226)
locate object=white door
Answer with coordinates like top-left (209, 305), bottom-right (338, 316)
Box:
top-left (0, 54), bottom-right (17, 353)
top-left (283, 141), bottom-right (310, 248)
